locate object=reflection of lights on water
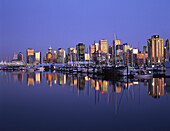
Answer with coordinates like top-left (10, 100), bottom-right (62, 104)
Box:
top-left (148, 91), bottom-right (150, 95)
top-left (133, 82), bottom-right (139, 85)
top-left (54, 80), bottom-right (57, 84)
top-left (152, 82), bottom-right (154, 86)
top-left (85, 76), bottom-right (90, 81)
top-left (159, 92), bottom-right (160, 95)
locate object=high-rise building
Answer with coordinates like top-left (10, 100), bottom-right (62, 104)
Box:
top-left (113, 40), bottom-right (121, 53)
top-left (123, 43), bottom-right (130, 53)
top-left (11, 52), bottom-right (25, 65)
top-left (143, 46), bottom-right (148, 65)
top-left (147, 35), bottom-right (164, 65)
top-left (108, 46), bottom-right (113, 54)
top-left (35, 52), bottom-right (41, 64)
top-left (143, 46), bottom-right (148, 53)
top-left (116, 45), bottom-right (123, 64)
top-left (46, 46), bottom-right (53, 60)
top-left (26, 48), bottom-right (34, 64)
top-left (165, 39), bottom-right (170, 61)
top-left (57, 48), bottom-right (66, 63)
top-left (133, 48), bottom-right (139, 54)
top-left (99, 39), bottom-right (107, 53)
top-left (76, 43), bottom-right (85, 61)
top-left (89, 45), bottom-right (95, 57)
top-left (17, 52), bottom-right (24, 61)
top-left (85, 52), bottom-right (90, 61)
top-left (53, 51), bottom-right (57, 63)
top-left (67, 48), bottom-right (77, 62)
top-left (94, 42), bottom-right (99, 52)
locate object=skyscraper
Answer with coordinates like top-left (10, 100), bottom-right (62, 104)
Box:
top-left (99, 39), bottom-right (107, 53)
top-left (165, 39), bottom-right (170, 61)
top-left (123, 43), bottom-right (130, 53)
top-left (17, 52), bottom-right (24, 61)
top-left (94, 42), bottom-right (99, 52)
top-left (57, 48), bottom-right (66, 63)
top-left (26, 48), bottom-right (34, 64)
top-left (35, 52), bottom-right (41, 64)
top-left (113, 40), bottom-right (121, 64)
top-left (76, 43), bottom-right (85, 61)
top-left (67, 48), bottom-right (77, 62)
top-left (147, 35), bottom-right (164, 65)
top-left (89, 45), bottom-right (95, 57)
top-left (113, 40), bottom-right (121, 52)
top-left (46, 46), bottom-right (53, 60)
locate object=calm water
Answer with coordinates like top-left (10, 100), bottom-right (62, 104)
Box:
top-left (0, 71), bottom-right (170, 131)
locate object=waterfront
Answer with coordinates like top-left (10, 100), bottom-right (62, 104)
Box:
top-left (0, 71), bottom-right (170, 131)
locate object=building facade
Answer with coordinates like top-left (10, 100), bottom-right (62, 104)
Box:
top-left (166, 39), bottom-right (170, 61)
top-left (147, 35), bottom-right (164, 65)
top-left (99, 39), bottom-right (107, 53)
top-left (26, 48), bottom-right (34, 64)
top-left (35, 52), bottom-right (41, 64)
top-left (57, 48), bottom-right (66, 63)
top-left (76, 43), bottom-right (85, 61)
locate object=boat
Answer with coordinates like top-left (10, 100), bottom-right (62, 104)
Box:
top-left (82, 68), bottom-right (88, 73)
top-left (27, 67), bottom-right (34, 72)
top-left (37, 66), bottom-right (44, 72)
top-left (134, 70), bottom-right (153, 79)
top-left (119, 66), bottom-right (136, 76)
top-left (88, 68), bottom-right (93, 73)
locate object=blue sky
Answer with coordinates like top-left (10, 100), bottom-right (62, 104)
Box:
top-left (1, 0), bottom-right (170, 61)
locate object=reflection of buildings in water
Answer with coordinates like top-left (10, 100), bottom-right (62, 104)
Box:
top-left (165, 78), bottom-right (170, 95)
top-left (58, 74), bottom-right (66, 86)
top-left (85, 76), bottom-right (90, 81)
top-left (90, 79), bottom-right (95, 88)
top-left (67, 75), bottom-right (77, 86)
top-left (148, 78), bottom-right (165, 98)
top-left (67, 75), bottom-right (74, 86)
top-left (12, 72), bottom-right (24, 82)
top-left (95, 80), bottom-right (100, 91)
top-left (133, 81), bottom-right (139, 85)
top-left (114, 82), bottom-right (122, 93)
top-left (47, 73), bottom-right (53, 86)
top-left (122, 82), bottom-right (133, 89)
top-left (27, 72), bottom-right (35, 86)
top-left (74, 78), bottom-right (77, 86)
top-left (101, 80), bottom-right (108, 93)
top-left (143, 80), bottom-right (148, 86)
top-left (53, 73), bottom-right (57, 84)
top-left (77, 76), bottom-right (85, 90)
top-left (35, 73), bottom-right (41, 84)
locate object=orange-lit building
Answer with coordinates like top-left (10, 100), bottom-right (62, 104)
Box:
top-left (148, 35), bottom-right (164, 65)
top-left (99, 39), bottom-right (108, 53)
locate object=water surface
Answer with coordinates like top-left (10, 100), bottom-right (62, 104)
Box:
top-left (0, 71), bottom-right (170, 131)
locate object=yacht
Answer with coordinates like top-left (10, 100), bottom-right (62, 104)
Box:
top-left (134, 70), bottom-right (153, 79)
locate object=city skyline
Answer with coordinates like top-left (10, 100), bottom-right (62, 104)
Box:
top-left (1, 0), bottom-right (170, 60)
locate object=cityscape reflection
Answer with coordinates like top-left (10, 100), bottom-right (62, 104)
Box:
top-left (7, 71), bottom-right (170, 101)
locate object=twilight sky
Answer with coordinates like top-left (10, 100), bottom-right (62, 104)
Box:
top-left (0, 0), bottom-right (170, 61)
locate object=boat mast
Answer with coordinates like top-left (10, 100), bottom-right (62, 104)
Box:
top-left (132, 43), bottom-right (133, 67)
top-left (114, 32), bottom-right (117, 66)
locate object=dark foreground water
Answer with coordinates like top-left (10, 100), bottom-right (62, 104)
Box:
top-left (0, 71), bottom-right (170, 131)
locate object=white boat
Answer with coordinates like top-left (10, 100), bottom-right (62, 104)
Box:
top-left (119, 66), bottom-right (136, 76)
top-left (27, 68), bottom-right (34, 72)
top-left (37, 66), bottom-right (44, 72)
top-left (88, 68), bottom-right (93, 73)
top-left (134, 70), bottom-right (153, 79)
